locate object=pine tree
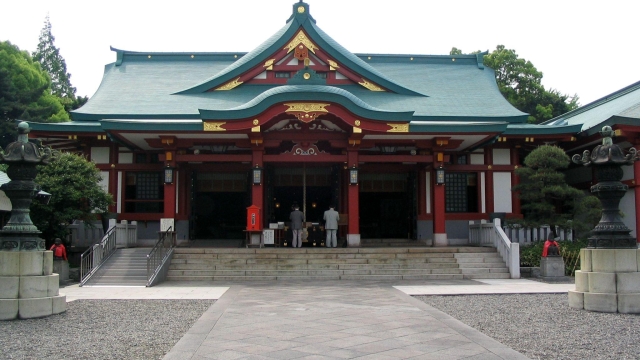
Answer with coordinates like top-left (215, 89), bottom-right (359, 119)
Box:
top-left (32, 15), bottom-right (76, 103)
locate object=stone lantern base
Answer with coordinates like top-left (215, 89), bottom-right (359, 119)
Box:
top-left (0, 251), bottom-right (66, 320)
top-left (569, 249), bottom-right (640, 313)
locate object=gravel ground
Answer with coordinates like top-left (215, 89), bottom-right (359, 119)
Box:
top-left (0, 300), bottom-right (214, 360)
top-left (418, 293), bottom-right (640, 360)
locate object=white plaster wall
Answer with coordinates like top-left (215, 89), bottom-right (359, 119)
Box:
top-left (117, 171), bottom-right (123, 213)
top-left (620, 189), bottom-right (637, 238)
top-left (493, 172), bottom-right (513, 213)
top-left (480, 172), bottom-right (486, 213)
top-left (119, 152), bottom-right (133, 164)
top-left (336, 72), bottom-right (347, 80)
top-left (99, 171), bottom-right (109, 194)
top-left (425, 172), bottom-right (431, 214)
top-left (91, 147), bottom-right (110, 164)
top-left (492, 149), bottom-right (511, 165)
top-left (470, 154), bottom-right (484, 165)
top-left (622, 164), bottom-right (634, 181)
top-left (0, 191), bottom-right (11, 211)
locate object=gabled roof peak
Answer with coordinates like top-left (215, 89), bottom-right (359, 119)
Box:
top-left (287, 1), bottom-right (316, 25)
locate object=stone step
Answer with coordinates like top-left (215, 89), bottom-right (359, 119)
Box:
top-left (167, 268), bottom-right (463, 277)
top-left (463, 273), bottom-right (511, 279)
top-left (457, 263), bottom-right (508, 269)
top-left (172, 247), bottom-right (497, 254)
top-left (168, 262), bottom-right (461, 270)
top-left (166, 273), bottom-right (465, 281)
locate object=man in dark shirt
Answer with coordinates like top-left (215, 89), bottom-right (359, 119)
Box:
top-left (289, 206), bottom-right (304, 248)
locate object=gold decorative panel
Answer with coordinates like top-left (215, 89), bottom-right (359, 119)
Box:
top-left (387, 123), bottom-right (409, 133)
top-left (203, 122), bottom-right (226, 131)
top-left (284, 30), bottom-right (318, 54)
top-left (284, 103), bottom-right (330, 123)
top-left (215, 78), bottom-right (243, 91)
top-left (359, 79), bottom-right (385, 92)
top-left (328, 59), bottom-right (340, 70)
top-left (263, 59), bottom-right (275, 70)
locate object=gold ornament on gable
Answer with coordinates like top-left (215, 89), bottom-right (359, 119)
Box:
top-left (284, 31), bottom-right (318, 54)
top-left (215, 77), bottom-right (243, 91)
top-left (263, 59), bottom-right (275, 71)
top-left (203, 122), bottom-right (227, 132)
top-left (359, 79), bottom-right (385, 92)
top-left (284, 103), bottom-right (330, 123)
top-left (387, 123), bottom-right (409, 133)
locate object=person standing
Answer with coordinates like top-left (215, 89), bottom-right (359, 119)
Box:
top-left (323, 205), bottom-right (340, 248)
top-left (289, 205), bottom-right (304, 248)
top-left (49, 238), bottom-right (67, 261)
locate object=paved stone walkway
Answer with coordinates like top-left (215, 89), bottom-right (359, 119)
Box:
top-left (162, 281), bottom-right (532, 360)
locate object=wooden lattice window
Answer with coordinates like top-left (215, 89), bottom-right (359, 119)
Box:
top-left (445, 172), bottom-right (478, 213)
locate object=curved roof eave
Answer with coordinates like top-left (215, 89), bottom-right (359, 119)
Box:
top-left (409, 121), bottom-right (508, 133)
top-left (503, 123), bottom-right (583, 135)
top-left (198, 85), bottom-right (414, 121)
top-left (27, 121), bottom-right (103, 133)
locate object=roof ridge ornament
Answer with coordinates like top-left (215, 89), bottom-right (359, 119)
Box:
top-left (287, 1), bottom-right (315, 24)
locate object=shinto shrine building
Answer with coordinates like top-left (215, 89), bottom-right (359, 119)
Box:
top-left (28, 1), bottom-right (640, 246)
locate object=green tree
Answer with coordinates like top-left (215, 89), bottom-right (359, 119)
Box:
top-left (513, 145), bottom-right (600, 238)
top-left (32, 15), bottom-right (76, 103)
top-left (31, 152), bottom-right (113, 243)
top-left (0, 41), bottom-right (69, 149)
top-left (451, 45), bottom-right (579, 123)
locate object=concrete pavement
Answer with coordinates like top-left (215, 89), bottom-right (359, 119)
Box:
top-left (60, 279), bottom-right (572, 359)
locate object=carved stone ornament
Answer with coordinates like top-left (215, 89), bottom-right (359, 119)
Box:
top-left (572, 125), bottom-right (640, 248)
top-left (0, 122), bottom-right (54, 251)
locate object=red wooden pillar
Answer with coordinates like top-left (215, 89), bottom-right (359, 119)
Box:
top-left (634, 160), bottom-right (640, 242)
top-left (251, 149), bottom-right (264, 225)
top-left (433, 155), bottom-right (447, 246)
top-left (347, 150), bottom-right (360, 246)
top-left (511, 148), bottom-right (521, 216)
top-left (163, 150), bottom-right (177, 219)
top-left (108, 144), bottom-right (118, 214)
top-left (485, 149), bottom-right (494, 215)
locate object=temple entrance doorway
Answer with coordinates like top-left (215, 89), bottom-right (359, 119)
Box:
top-left (359, 173), bottom-right (415, 239)
top-left (190, 172), bottom-right (249, 240)
top-left (267, 165), bottom-right (338, 230)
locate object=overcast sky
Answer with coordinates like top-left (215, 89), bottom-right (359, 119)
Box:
top-left (2, 0), bottom-right (638, 106)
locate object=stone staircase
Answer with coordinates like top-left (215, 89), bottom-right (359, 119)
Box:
top-left (166, 247), bottom-right (510, 281)
top-left (360, 238), bottom-right (425, 247)
top-left (83, 248), bottom-right (148, 286)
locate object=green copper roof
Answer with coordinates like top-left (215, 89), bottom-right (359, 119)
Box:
top-left (199, 85), bottom-right (414, 121)
top-left (543, 80), bottom-right (640, 135)
top-left (67, 1), bottom-right (531, 128)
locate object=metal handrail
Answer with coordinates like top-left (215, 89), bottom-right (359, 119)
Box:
top-left (147, 226), bottom-right (175, 286)
top-left (80, 225), bottom-right (118, 286)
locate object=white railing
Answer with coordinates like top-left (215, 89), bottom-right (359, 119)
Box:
top-left (502, 224), bottom-right (572, 244)
top-left (80, 225), bottom-right (117, 286)
top-left (66, 221), bottom-right (104, 247)
top-left (115, 220), bottom-right (138, 248)
top-left (78, 220), bottom-right (138, 286)
top-left (469, 219), bottom-right (520, 279)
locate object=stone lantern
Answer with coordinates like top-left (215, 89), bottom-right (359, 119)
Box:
top-left (569, 126), bottom-right (640, 313)
top-left (0, 122), bottom-right (66, 320)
